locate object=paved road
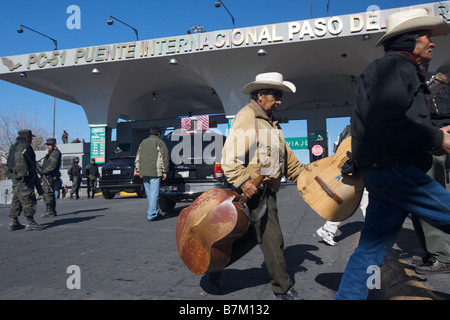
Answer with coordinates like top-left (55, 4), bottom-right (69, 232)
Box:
top-left (0, 184), bottom-right (448, 302)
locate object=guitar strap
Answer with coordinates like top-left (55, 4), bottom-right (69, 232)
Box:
top-left (238, 184), bottom-right (268, 223)
top-left (242, 114), bottom-right (270, 223)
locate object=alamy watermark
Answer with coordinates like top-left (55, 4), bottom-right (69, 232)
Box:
top-left (67, 5), bottom-right (81, 30)
top-left (66, 265), bottom-right (81, 289)
top-left (366, 265), bottom-right (381, 290)
top-left (168, 128), bottom-right (283, 176)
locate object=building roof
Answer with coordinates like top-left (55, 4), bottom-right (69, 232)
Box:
top-left (1, 2), bottom-right (449, 128)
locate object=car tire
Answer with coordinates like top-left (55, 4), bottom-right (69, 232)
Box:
top-left (137, 190), bottom-right (147, 198)
top-left (159, 195), bottom-right (176, 212)
top-left (102, 190), bottom-right (115, 199)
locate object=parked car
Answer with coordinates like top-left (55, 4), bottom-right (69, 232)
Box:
top-left (159, 130), bottom-right (229, 212)
top-left (99, 156), bottom-right (146, 199)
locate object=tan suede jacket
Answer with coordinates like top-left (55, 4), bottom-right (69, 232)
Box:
top-left (221, 100), bottom-right (303, 193)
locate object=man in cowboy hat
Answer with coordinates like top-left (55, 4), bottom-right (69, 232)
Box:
top-left (41, 138), bottom-right (61, 218)
top-left (335, 8), bottom-right (450, 300)
top-left (222, 72), bottom-right (305, 300)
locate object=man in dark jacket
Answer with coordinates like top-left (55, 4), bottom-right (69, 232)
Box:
top-left (135, 126), bottom-right (169, 221)
top-left (6, 129), bottom-right (43, 231)
top-left (336, 9), bottom-right (450, 300)
top-left (410, 70), bottom-right (450, 274)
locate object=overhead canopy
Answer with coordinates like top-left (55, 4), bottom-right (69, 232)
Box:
top-left (1, 2), bottom-right (449, 128)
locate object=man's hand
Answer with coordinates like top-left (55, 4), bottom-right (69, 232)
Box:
top-left (439, 126), bottom-right (450, 154)
top-left (241, 179), bottom-right (258, 199)
top-left (341, 151), bottom-right (359, 175)
top-left (162, 173), bottom-right (167, 181)
top-left (441, 125), bottom-right (450, 133)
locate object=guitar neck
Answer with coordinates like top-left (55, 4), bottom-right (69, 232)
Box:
top-left (252, 175), bottom-right (265, 188)
top-left (238, 175), bottom-right (265, 203)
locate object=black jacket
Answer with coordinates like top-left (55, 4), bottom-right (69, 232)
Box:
top-left (351, 51), bottom-right (443, 172)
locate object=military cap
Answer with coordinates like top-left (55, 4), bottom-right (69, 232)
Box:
top-left (45, 138), bottom-right (57, 145)
top-left (18, 129), bottom-right (36, 138)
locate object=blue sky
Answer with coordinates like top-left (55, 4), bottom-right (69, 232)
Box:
top-left (0, 0), bottom-right (430, 162)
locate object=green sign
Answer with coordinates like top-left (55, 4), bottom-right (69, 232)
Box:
top-left (285, 137), bottom-right (308, 150)
top-left (90, 126), bottom-right (106, 164)
top-left (309, 131), bottom-right (327, 142)
top-left (227, 117), bottom-right (234, 129)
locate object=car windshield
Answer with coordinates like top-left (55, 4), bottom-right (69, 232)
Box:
top-left (105, 157), bottom-right (135, 167)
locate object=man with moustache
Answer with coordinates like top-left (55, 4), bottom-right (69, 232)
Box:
top-left (335, 9), bottom-right (450, 300)
top-left (222, 72), bottom-right (305, 300)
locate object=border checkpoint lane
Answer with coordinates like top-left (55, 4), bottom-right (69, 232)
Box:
top-left (0, 184), bottom-right (449, 300)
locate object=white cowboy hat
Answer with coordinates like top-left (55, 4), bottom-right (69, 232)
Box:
top-left (376, 8), bottom-right (449, 47)
top-left (242, 72), bottom-right (296, 94)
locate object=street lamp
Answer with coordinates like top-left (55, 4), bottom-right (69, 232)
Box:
top-left (214, 0), bottom-right (235, 30)
top-left (107, 16), bottom-right (139, 41)
top-left (190, 25), bottom-right (205, 33)
top-left (257, 48), bottom-right (267, 56)
top-left (17, 25), bottom-right (58, 50)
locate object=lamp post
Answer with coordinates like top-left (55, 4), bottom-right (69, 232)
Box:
top-left (190, 25), bottom-right (205, 33)
top-left (53, 97), bottom-right (56, 139)
top-left (214, 0), bottom-right (235, 30)
top-left (107, 16), bottom-right (139, 41)
top-left (17, 25), bottom-right (58, 50)
top-left (17, 25), bottom-right (58, 136)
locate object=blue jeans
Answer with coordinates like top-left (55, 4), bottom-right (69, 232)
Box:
top-left (143, 176), bottom-right (161, 220)
top-left (335, 164), bottom-right (450, 300)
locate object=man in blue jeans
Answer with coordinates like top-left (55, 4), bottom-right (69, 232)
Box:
top-left (135, 126), bottom-right (170, 221)
top-left (336, 9), bottom-right (450, 300)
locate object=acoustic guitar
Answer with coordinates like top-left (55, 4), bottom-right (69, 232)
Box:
top-left (297, 136), bottom-right (364, 222)
top-left (176, 176), bottom-right (264, 275)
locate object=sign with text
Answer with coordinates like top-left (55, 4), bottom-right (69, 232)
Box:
top-left (90, 126), bottom-right (106, 164)
top-left (285, 137), bottom-right (308, 150)
top-left (1, 3), bottom-right (448, 75)
top-left (311, 144), bottom-right (324, 156)
top-left (309, 131), bottom-right (326, 142)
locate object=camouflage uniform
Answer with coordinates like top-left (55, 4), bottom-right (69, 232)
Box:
top-left (62, 130), bottom-right (68, 144)
top-left (6, 129), bottom-right (43, 231)
top-left (68, 157), bottom-right (82, 199)
top-left (85, 158), bottom-right (99, 198)
top-left (41, 138), bottom-right (62, 217)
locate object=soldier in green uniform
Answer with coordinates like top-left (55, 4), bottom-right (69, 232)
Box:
top-left (61, 130), bottom-right (68, 144)
top-left (40, 138), bottom-right (62, 217)
top-left (85, 158), bottom-right (99, 198)
top-left (6, 129), bottom-right (43, 231)
top-left (68, 157), bottom-right (82, 199)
